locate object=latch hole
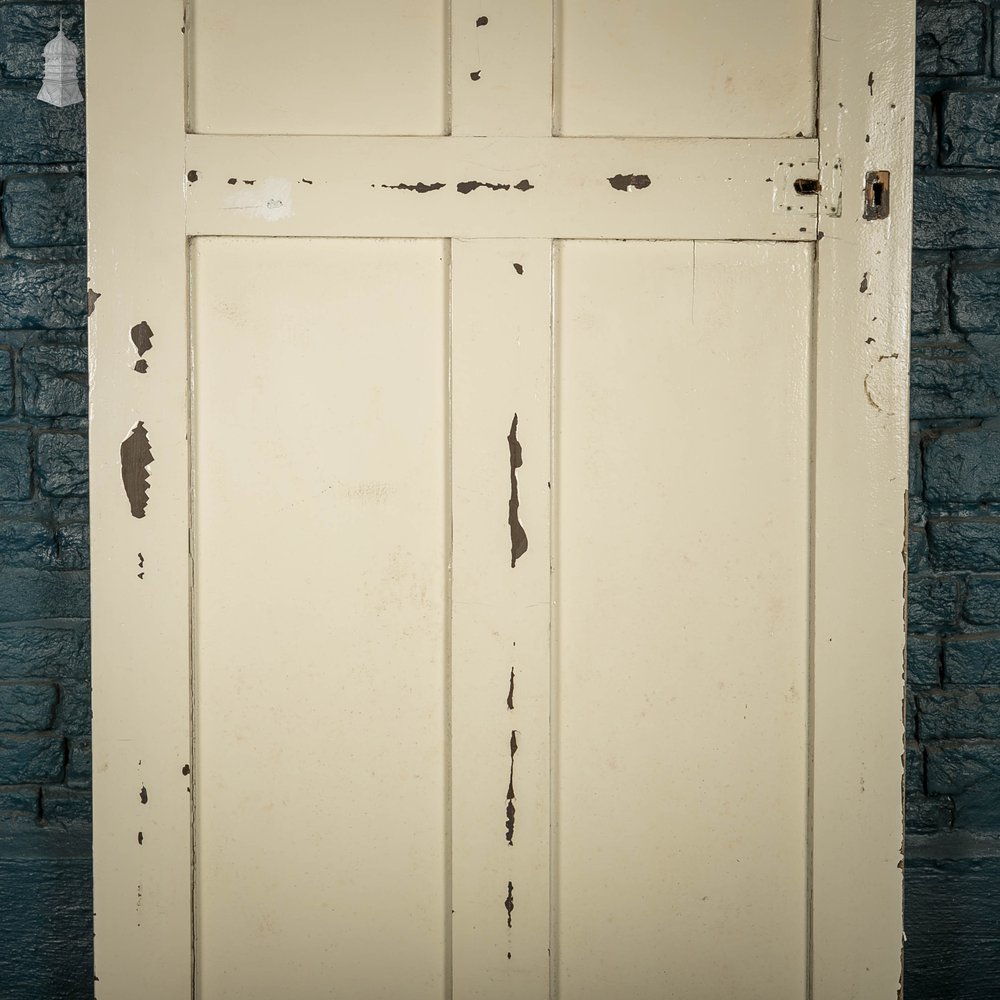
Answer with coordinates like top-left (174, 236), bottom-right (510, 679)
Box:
top-left (793, 178), bottom-right (821, 195)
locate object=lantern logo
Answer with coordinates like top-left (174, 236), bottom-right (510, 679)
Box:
top-left (37, 23), bottom-right (83, 108)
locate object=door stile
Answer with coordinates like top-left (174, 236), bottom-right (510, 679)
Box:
top-left (86, 1), bottom-right (193, 998)
top-left (811, 2), bottom-right (914, 997)
top-left (450, 7), bottom-right (555, 997)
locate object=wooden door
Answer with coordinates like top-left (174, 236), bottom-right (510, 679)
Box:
top-left (86, 2), bottom-right (915, 998)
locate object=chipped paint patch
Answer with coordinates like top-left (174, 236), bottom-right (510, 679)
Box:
top-left (608, 173), bottom-right (651, 191)
top-left (507, 415), bottom-right (528, 567)
top-left (121, 421), bottom-right (154, 518)
top-left (224, 177), bottom-right (293, 221)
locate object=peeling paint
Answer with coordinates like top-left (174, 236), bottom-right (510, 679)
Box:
top-left (130, 321), bottom-right (153, 357)
top-left (505, 881), bottom-right (514, 928)
top-left (507, 415), bottom-right (528, 567)
top-left (227, 177), bottom-right (237, 185)
top-left (182, 764), bottom-right (191, 776)
top-left (608, 173), bottom-right (652, 191)
top-left (86, 288), bottom-right (101, 316)
top-left (476, 15), bottom-right (488, 26)
top-left (513, 263), bottom-right (524, 275)
top-left (507, 668), bottom-right (515, 710)
top-left (506, 730), bottom-right (518, 845)
top-left (457, 179), bottom-right (533, 194)
top-left (187, 170), bottom-right (199, 183)
top-left (860, 272), bottom-right (869, 293)
top-left (121, 421), bottom-right (154, 519)
top-left (139, 785), bottom-right (147, 804)
top-left (470, 70), bottom-right (481, 81)
top-left (380, 181), bottom-right (446, 193)
top-left (134, 360), bottom-right (149, 374)
top-left (137, 831), bottom-right (143, 846)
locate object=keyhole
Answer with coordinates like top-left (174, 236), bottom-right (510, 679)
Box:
top-left (863, 170), bottom-right (890, 220)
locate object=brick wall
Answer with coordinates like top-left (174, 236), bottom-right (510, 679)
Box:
top-left (0, 3), bottom-right (92, 998)
top-left (906, 2), bottom-right (1000, 996)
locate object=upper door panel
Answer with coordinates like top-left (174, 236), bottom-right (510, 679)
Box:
top-left (188, 0), bottom-right (448, 135)
top-left (187, 0), bottom-right (815, 139)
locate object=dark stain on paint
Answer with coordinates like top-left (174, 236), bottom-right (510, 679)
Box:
top-left (608, 173), bottom-right (651, 191)
top-left (302, 178), bottom-right (313, 184)
top-left (381, 181), bottom-right (446, 193)
top-left (121, 422), bottom-right (154, 519)
top-left (507, 414), bottom-right (528, 567)
top-left (505, 881), bottom-right (514, 928)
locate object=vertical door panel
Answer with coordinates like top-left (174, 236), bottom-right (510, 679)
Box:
top-left (555, 241), bottom-right (812, 999)
top-left (191, 238), bottom-right (449, 1000)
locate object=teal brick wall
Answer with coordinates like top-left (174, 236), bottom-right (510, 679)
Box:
top-left (906, 2), bottom-right (1000, 996)
top-left (0, 2), bottom-right (92, 998)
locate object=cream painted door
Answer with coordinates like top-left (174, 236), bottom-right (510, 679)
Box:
top-left (86, 3), bottom-right (915, 999)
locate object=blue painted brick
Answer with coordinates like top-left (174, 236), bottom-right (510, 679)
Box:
top-left (54, 521), bottom-right (87, 570)
top-left (950, 265), bottom-right (1000, 335)
top-left (914, 95), bottom-right (935, 168)
top-left (2, 173), bottom-right (86, 248)
top-left (64, 736), bottom-right (88, 789)
top-left (0, 733), bottom-right (63, 784)
top-left (908, 635), bottom-right (943, 687)
top-left (0, 624), bottom-right (89, 681)
top-left (910, 522), bottom-right (933, 574)
top-left (919, 689), bottom-right (1000, 739)
top-left (909, 575), bottom-right (960, 630)
top-left (910, 350), bottom-right (1000, 419)
top-left (0, 86), bottom-right (84, 163)
top-left (0, 858), bottom-right (92, 1000)
top-left (945, 635), bottom-right (1000, 684)
top-left (963, 576), bottom-right (1000, 625)
top-left (0, 521), bottom-right (57, 569)
top-left (0, 261), bottom-right (86, 330)
top-left (914, 176), bottom-right (1000, 250)
top-left (912, 260), bottom-right (946, 337)
top-left (40, 787), bottom-right (89, 827)
top-left (0, 682), bottom-right (56, 732)
top-left (54, 679), bottom-right (87, 736)
top-left (927, 740), bottom-right (1000, 829)
top-left (941, 91), bottom-right (1000, 166)
top-left (928, 518), bottom-right (1000, 571)
top-left (905, 742), bottom-right (953, 833)
top-left (0, 569), bottom-right (89, 623)
top-left (916, 2), bottom-right (987, 75)
top-left (0, 349), bottom-right (13, 415)
top-left (20, 345), bottom-right (87, 418)
top-left (36, 432), bottom-right (87, 496)
top-left (0, 431), bottom-right (31, 500)
top-left (924, 428), bottom-right (1000, 502)
top-left (0, 4), bottom-right (84, 82)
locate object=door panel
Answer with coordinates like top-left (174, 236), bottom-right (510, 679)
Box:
top-left (555, 0), bottom-right (816, 137)
top-left (556, 240), bottom-right (811, 999)
top-left (189, 0), bottom-right (448, 135)
top-left (191, 238), bottom-right (449, 999)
